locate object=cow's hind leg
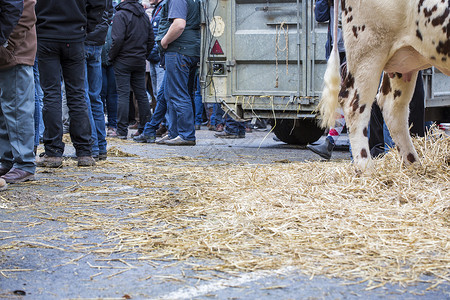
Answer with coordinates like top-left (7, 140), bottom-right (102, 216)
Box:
top-left (340, 66), bottom-right (383, 171)
top-left (377, 72), bottom-right (419, 165)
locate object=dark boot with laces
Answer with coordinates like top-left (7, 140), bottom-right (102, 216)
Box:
top-left (307, 137), bottom-right (335, 160)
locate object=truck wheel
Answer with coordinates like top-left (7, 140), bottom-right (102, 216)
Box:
top-left (271, 119), bottom-right (324, 146)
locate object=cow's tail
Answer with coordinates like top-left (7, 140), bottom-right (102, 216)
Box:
top-left (318, 1), bottom-right (341, 129)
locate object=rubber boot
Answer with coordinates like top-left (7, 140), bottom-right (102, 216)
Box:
top-left (307, 137), bottom-right (335, 160)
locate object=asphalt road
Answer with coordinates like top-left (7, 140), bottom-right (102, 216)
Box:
top-left (0, 128), bottom-right (448, 299)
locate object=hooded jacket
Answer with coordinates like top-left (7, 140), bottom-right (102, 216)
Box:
top-left (0, 0), bottom-right (36, 70)
top-left (35, 0), bottom-right (105, 42)
top-left (109, 0), bottom-right (154, 66)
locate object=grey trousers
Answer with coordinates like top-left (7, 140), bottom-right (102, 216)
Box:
top-left (0, 65), bottom-right (36, 174)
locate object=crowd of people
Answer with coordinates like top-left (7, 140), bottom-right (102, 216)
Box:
top-left (0, 0), bottom-right (429, 192)
top-left (0, 0), bottom-right (247, 192)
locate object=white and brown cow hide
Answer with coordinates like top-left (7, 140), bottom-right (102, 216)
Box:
top-left (319, 0), bottom-right (450, 171)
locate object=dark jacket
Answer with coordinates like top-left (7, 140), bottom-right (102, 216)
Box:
top-left (0, 0), bottom-right (23, 46)
top-left (147, 0), bottom-right (166, 63)
top-left (35, 0), bottom-right (105, 42)
top-left (0, 0), bottom-right (36, 69)
top-left (101, 25), bottom-right (113, 67)
top-left (109, 0), bottom-right (154, 66)
top-left (314, 0), bottom-right (345, 60)
top-left (86, 0), bottom-right (114, 46)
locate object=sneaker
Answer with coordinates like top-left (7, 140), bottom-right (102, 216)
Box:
top-left (107, 127), bottom-right (118, 137)
top-left (155, 125), bottom-right (167, 137)
top-left (214, 131), bottom-right (245, 139)
top-left (36, 153), bottom-right (63, 168)
top-left (165, 135), bottom-right (196, 146)
top-left (155, 133), bottom-right (172, 145)
top-left (133, 133), bottom-right (156, 143)
top-left (306, 138), bottom-right (335, 160)
top-left (77, 156), bottom-right (96, 167)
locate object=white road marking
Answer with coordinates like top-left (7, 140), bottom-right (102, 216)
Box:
top-left (153, 266), bottom-right (296, 300)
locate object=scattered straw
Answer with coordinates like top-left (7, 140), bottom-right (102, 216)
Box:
top-left (1, 130), bottom-right (449, 291)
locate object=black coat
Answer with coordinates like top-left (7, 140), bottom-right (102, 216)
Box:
top-left (109, 0), bottom-right (154, 66)
top-left (86, 0), bottom-right (114, 46)
top-left (35, 0), bottom-right (105, 42)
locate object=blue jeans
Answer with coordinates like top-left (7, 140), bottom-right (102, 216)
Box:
top-left (165, 52), bottom-right (199, 141)
top-left (149, 61), bottom-right (165, 101)
top-left (0, 65), bottom-right (36, 174)
top-left (194, 75), bottom-right (203, 126)
top-left (101, 65), bottom-right (118, 129)
top-left (143, 74), bottom-right (170, 137)
top-left (33, 57), bottom-right (44, 147)
top-left (225, 114), bottom-right (245, 136)
top-left (38, 40), bottom-right (92, 157)
top-left (85, 45), bottom-right (107, 156)
top-left (212, 103), bottom-right (224, 126)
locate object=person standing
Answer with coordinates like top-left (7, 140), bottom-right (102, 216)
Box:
top-left (0, 0), bottom-right (37, 184)
top-left (148, 0), bottom-right (167, 108)
top-left (306, 0), bottom-right (346, 160)
top-left (85, 0), bottom-right (114, 161)
top-left (109, 0), bottom-right (154, 139)
top-left (35, 0), bottom-right (105, 167)
top-left (158, 0), bottom-right (201, 146)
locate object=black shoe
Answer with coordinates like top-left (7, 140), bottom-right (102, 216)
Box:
top-left (307, 138), bottom-right (335, 160)
top-left (133, 133), bottom-right (156, 143)
top-left (94, 153), bottom-right (108, 161)
top-left (0, 166), bottom-right (11, 176)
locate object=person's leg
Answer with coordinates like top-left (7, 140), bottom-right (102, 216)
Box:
top-left (368, 102), bottom-right (385, 157)
top-left (86, 45), bottom-right (107, 156)
top-left (0, 65), bottom-right (36, 175)
top-left (164, 52), bottom-right (197, 141)
top-left (142, 74), bottom-right (167, 137)
top-left (61, 41), bottom-right (92, 158)
top-left (130, 65), bottom-right (151, 134)
top-left (408, 71), bottom-right (425, 137)
top-left (33, 57), bottom-right (42, 149)
top-left (38, 41), bottom-right (65, 157)
top-left (84, 45), bottom-right (99, 156)
top-left (105, 65), bottom-right (118, 129)
top-left (113, 62), bottom-right (132, 137)
top-left (194, 75), bottom-right (203, 127)
top-left (225, 115), bottom-right (245, 136)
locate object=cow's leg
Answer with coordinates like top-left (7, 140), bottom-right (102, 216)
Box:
top-left (376, 72), bottom-right (419, 165)
top-left (339, 64), bottom-right (384, 171)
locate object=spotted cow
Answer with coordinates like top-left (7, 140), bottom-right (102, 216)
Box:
top-left (318, 0), bottom-right (450, 171)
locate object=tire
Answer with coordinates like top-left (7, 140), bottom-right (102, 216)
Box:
top-left (271, 118), bottom-right (324, 145)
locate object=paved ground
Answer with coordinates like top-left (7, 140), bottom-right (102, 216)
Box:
top-left (0, 127), bottom-right (448, 299)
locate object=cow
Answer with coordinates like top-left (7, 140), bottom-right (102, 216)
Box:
top-left (318, 0), bottom-right (450, 171)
